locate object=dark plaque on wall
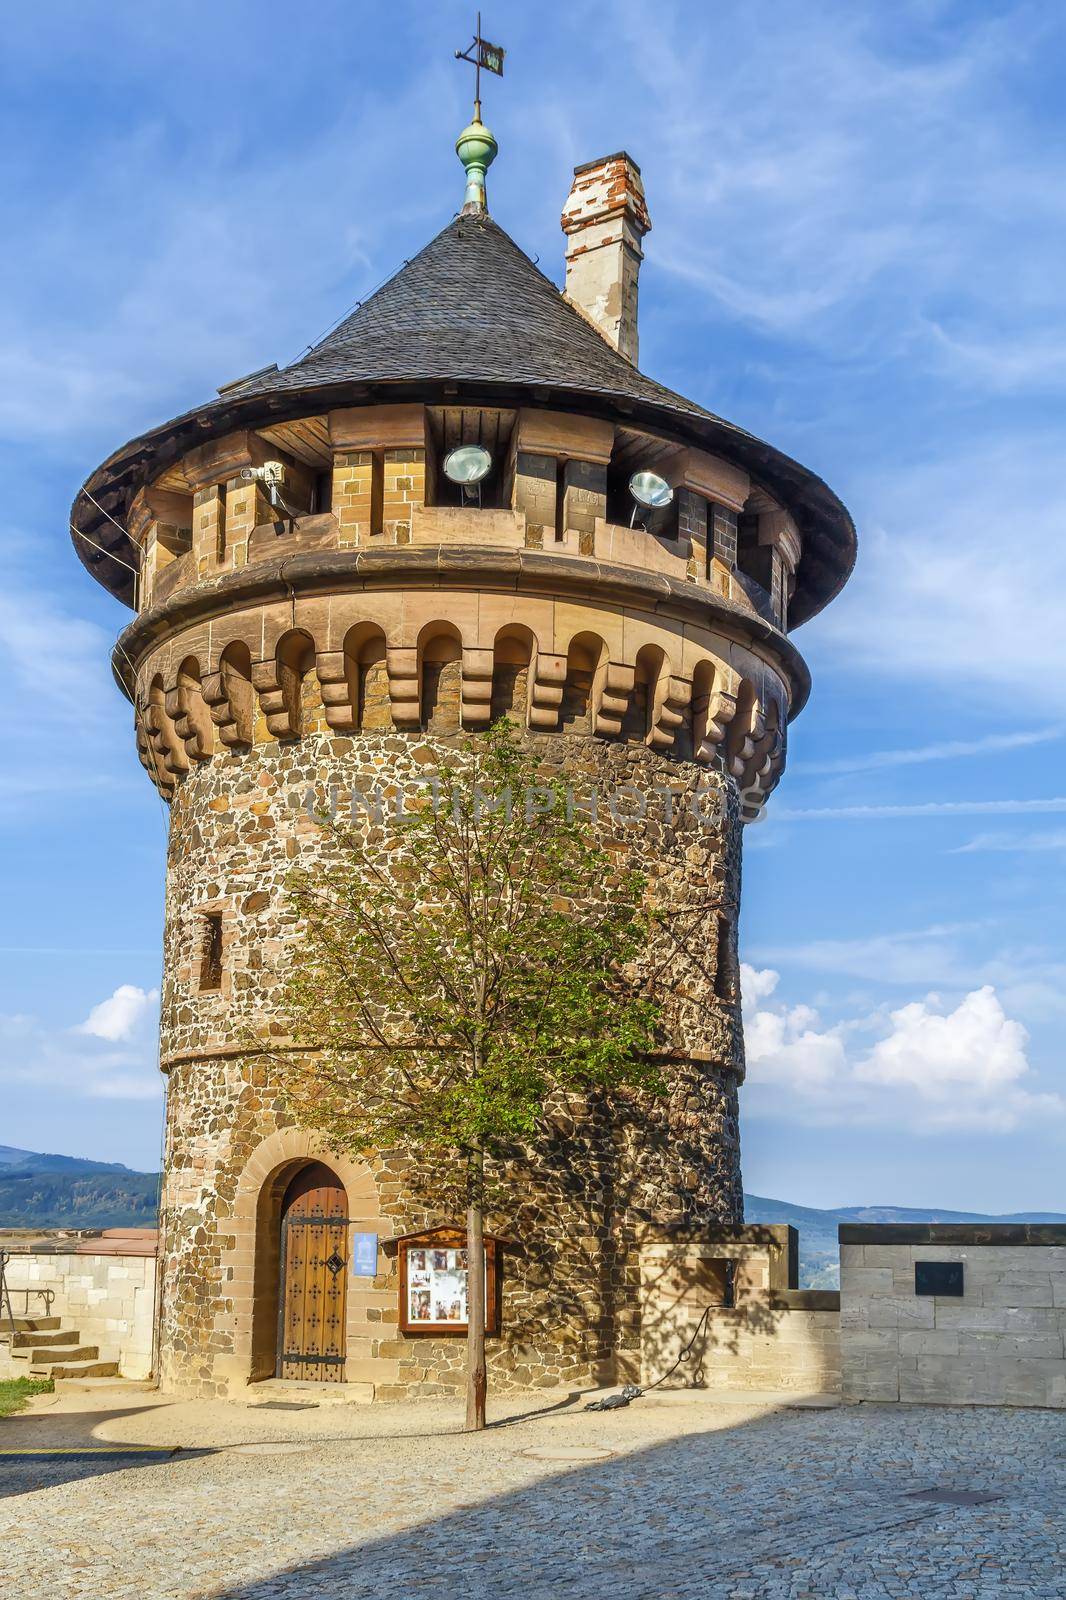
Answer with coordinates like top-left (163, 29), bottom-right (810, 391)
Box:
top-left (915, 1261), bottom-right (964, 1297)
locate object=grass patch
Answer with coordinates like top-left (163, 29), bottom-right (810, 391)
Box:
top-left (0, 1377), bottom-right (54, 1417)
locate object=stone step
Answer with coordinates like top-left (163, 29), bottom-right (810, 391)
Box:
top-left (11, 1329), bottom-right (81, 1350)
top-left (26, 1343), bottom-right (99, 1365)
top-left (53, 1375), bottom-right (157, 1395)
top-left (0, 1316), bottom-right (61, 1335)
top-left (340, 1357), bottom-right (402, 1385)
top-left (30, 1358), bottom-right (120, 1379)
top-left (246, 1379), bottom-right (375, 1406)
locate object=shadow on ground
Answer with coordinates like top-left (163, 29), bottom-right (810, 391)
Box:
top-left (0, 1403), bottom-right (213, 1499)
top-left (0, 1445), bottom-right (208, 1498)
top-left (199, 1402), bottom-right (1064, 1600)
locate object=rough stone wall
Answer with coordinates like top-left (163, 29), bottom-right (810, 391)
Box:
top-left (157, 729), bottom-right (745, 1397)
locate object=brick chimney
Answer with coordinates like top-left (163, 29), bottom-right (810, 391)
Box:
top-left (561, 152), bottom-right (651, 366)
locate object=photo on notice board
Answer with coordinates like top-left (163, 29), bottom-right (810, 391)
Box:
top-left (403, 1237), bottom-right (494, 1329)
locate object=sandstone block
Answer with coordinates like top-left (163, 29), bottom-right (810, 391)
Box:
top-left (867, 1296), bottom-right (934, 1330)
top-left (857, 1245), bottom-right (914, 1270)
top-left (842, 1366), bottom-right (898, 1402)
top-left (842, 1267), bottom-right (894, 1297)
top-left (898, 1329), bottom-right (960, 1357)
top-left (840, 1329), bottom-right (898, 1357)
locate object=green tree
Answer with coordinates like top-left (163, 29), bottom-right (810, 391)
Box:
top-left (275, 722), bottom-right (663, 1430)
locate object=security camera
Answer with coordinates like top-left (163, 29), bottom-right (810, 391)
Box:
top-left (240, 461), bottom-right (286, 485)
top-left (239, 460), bottom-right (291, 513)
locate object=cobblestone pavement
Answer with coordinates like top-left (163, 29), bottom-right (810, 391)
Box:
top-left (0, 1387), bottom-right (1063, 1599)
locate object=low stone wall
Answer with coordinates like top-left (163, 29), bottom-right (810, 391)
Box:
top-left (2, 1247), bottom-right (157, 1380)
top-left (640, 1226), bottom-right (841, 1395)
top-left (840, 1225), bottom-right (1066, 1409)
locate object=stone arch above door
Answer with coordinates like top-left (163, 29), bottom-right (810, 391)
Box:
top-left (219, 1127), bottom-right (381, 1388)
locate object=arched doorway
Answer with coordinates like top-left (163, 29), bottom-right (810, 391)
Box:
top-left (276, 1162), bottom-right (349, 1381)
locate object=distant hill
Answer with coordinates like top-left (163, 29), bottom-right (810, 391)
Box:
top-left (0, 1145), bottom-right (136, 1176)
top-left (0, 1146), bottom-right (28, 1165)
top-left (744, 1194), bottom-right (1066, 1287)
top-left (0, 1147), bottom-right (160, 1229)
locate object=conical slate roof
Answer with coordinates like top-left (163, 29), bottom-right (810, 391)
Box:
top-left (232, 213), bottom-right (715, 419)
top-left (72, 211), bottom-right (855, 621)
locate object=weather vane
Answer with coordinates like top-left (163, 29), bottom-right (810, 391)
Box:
top-left (455, 13), bottom-right (505, 122)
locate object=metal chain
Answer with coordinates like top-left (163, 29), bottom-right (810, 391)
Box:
top-left (584, 1304), bottom-right (714, 1411)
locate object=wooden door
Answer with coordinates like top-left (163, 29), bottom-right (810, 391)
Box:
top-left (277, 1162), bottom-right (348, 1382)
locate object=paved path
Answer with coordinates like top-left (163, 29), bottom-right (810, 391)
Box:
top-left (0, 1386), bottom-right (1062, 1598)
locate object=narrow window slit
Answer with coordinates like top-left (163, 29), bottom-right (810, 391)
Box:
top-left (199, 912), bottom-right (224, 992)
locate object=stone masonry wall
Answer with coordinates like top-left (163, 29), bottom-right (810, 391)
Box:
top-left (1, 1252), bottom-right (156, 1380)
top-left (640, 1234), bottom-right (841, 1396)
top-left (840, 1227), bottom-right (1066, 1408)
top-left (157, 730), bottom-right (746, 1397)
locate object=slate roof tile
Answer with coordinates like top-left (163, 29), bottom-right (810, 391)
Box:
top-left (233, 213), bottom-right (711, 425)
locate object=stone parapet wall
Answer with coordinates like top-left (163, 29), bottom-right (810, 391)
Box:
top-left (638, 1224), bottom-right (1066, 1408)
top-left (691, 1305), bottom-right (841, 1393)
top-left (122, 400), bottom-right (802, 631)
top-left (840, 1225), bottom-right (1066, 1409)
top-left (1, 1251), bottom-right (156, 1380)
top-left (136, 496), bottom-right (790, 622)
top-left (639, 1227), bottom-right (842, 1396)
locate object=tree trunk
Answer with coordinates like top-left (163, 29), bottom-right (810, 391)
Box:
top-left (465, 1146), bottom-right (487, 1432)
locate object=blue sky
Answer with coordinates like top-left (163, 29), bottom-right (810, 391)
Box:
top-left (1, 0), bottom-right (1063, 1210)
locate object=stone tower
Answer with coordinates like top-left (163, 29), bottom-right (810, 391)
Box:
top-left (72, 128), bottom-right (854, 1398)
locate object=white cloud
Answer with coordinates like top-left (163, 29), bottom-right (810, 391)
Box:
top-left (613, 0), bottom-right (1063, 396)
top-left (741, 964), bottom-right (1064, 1133)
top-left (77, 983), bottom-right (158, 1043)
top-left (953, 830), bottom-right (1066, 855)
top-left (856, 987), bottom-right (1032, 1103)
top-left (744, 998), bottom-right (849, 1095)
top-left (750, 925), bottom-right (1066, 1030)
top-left (774, 798), bottom-right (1066, 822)
top-left (0, 556), bottom-right (151, 827)
top-left (0, 50), bottom-right (436, 449)
top-left (815, 440), bottom-right (1066, 716)
top-left (0, 571), bottom-right (114, 723)
top-left (739, 965), bottom-right (780, 1005)
top-left (924, 319), bottom-right (1066, 393)
top-left (750, 925), bottom-right (984, 988)
top-left (792, 728), bottom-right (1063, 778)
top-left (0, 983), bottom-right (161, 1102)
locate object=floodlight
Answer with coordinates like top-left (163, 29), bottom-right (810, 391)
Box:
top-left (629, 470), bottom-right (673, 510)
top-left (443, 445), bottom-right (493, 486)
